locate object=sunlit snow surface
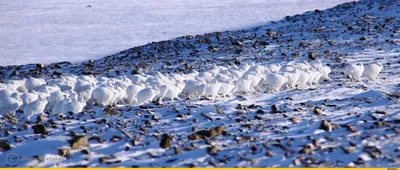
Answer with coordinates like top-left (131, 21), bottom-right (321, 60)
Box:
top-left (0, 0), bottom-right (353, 66)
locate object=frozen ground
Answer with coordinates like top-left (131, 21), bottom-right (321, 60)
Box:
top-left (0, 0), bottom-right (400, 168)
top-left (0, 0), bottom-right (353, 66)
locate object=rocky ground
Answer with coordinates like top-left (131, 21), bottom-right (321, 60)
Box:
top-left (0, 0), bottom-right (400, 167)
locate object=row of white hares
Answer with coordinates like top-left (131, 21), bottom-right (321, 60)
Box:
top-left (0, 59), bottom-right (382, 121)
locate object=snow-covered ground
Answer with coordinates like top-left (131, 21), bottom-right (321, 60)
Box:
top-left (0, 0), bottom-right (399, 168)
top-left (0, 0), bottom-right (353, 66)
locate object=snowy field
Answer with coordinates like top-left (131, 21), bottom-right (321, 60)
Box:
top-left (0, 0), bottom-right (353, 66)
top-left (0, 0), bottom-right (400, 168)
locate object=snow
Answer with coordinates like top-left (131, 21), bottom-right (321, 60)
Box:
top-left (0, 0), bottom-right (353, 66)
top-left (0, 0), bottom-right (399, 168)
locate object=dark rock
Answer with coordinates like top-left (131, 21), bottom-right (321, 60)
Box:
top-left (174, 147), bottom-right (183, 155)
top-left (89, 136), bottom-right (103, 143)
top-left (103, 105), bottom-right (121, 116)
top-left (186, 35), bottom-right (193, 39)
top-left (215, 105), bottom-right (224, 114)
top-left (271, 105), bottom-right (280, 113)
top-left (160, 134), bottom-right (172, 149)
top-left (0, 140), bottom-right (11, 152)
top-left (69, 135), bottom-right (89, 150)
top-left (266, 151), bottom-right (274, 157)
top-left (33, 124), bottom-right (47, 135)
top-left (291, 117), bottom-right (300, 124)
top-left (207, 146), bottom-right (220, 155)
top-left (308, 52), bottom-right (317, 60)
top-left (320, 120), bottom-right (332, 132)
top-left (233, 40), bottom-right (243, 47)
top-left (99, 156), bottom-right (110, 164)
top-left (119, 129), bottom-right (133, 139)
top-left (58, 148), bottom-right (71, 158)
top-left (314, 107), bottom-right (324, 115)
top-left (132, 69), bottom-right (141, 75)
top-left (347, 26), bottom-right (353, 30)
top-left (214, 126), bottom-right (226, 135)
top-left (188, 134), bottom-right (201, 140)
top-left (5, 114), bottom-right (18, 124)
top-left (341, 146), bottom-right (356, 154)
top-left (312, 139), bottom-right (320, 148)
top-left (36, 63), bottom-right (44, 70)
top-left (300, 144), bottom-right (314, 154)
top-left (81, 149), bottom-right (90, 155)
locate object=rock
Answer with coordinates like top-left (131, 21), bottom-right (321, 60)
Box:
top-left (196, 130), bottom-right (213, 138)
top-left (291, 117), bottom-right (300, 124)
top-left (144, 120), bottom-right (152, 126)
top-left (69, 135), bottom-right (89, 150)
top-left (266, 151), bottom-right (274, 157)
top-left (393, 127), bottom-right (400, 134)
top-left (58, 148), bottom-right (71, 158)
top-left (254, 115), bottom-right (263, 120)
top-left (271, 105), bottom-right (280, 113)
top-left (36, 63), bottom-right (44, 70)
top-left (0, 140), bottom-right (11, 152)
top-left (160, 134), bottom-right (172, 149)
top-left (233, 40), bottom-right (243, 47)
top-left (294, 159), bottom-right (302, 166)
top-left (32, 124), bottom-right (47, 135)
top-left (300, 144), bottom-right (314, 155)
top-left (81, 149), bottom-right (90, 155)
top-left (320, 120), bottom-right (332, 132)
top-left (215, 105), bottom-right (225, 114)
top-left (188, 134), bottom-right (201, 140)
top-left (189, 126), bottom-right (227, 140)
top-left (152, 115), bottom-right (159, 120)
top-left (131, 139), bottom-right (139, 146)
top-left (37, 115), bottom-right (47, 122)
top-left (308, 52), bottom-right (317, 60)
top-left (112, 136), bottom-right (122, 142)
top-left (106, 160), bottom-right (122, 165)
top-left (132, 69), bottom-right (141, 75)
top-left (103, 105), bottom-right (121, 116)
top-left (5, 114), bottom-right (18, 124)
top-left (341, 146), bottom-right (356, 154)
top-left (99, 156), bottom-right (110, 164)
top-left (375, 111), bottom-right (388, 115)
top-left (52, 71), bottom-right (62, 77)
top-left (312, 139), bottom-right (320, 148)
top-left (186, 35), bottom-right (193, 39)
top-left (213, 126), bottom-right (226, 135)
top-left (207, 146), bottom-right (220, 155)
top-left (89, 136), bottom-right (103, 143)
top-left (10, 71), bottom-right (19, 76)
top-left (174, 147), bottom-right (183, 155)
top-left (360, 36), bottom-right (367, 41)
top-left (347, 26), bottom-right (353, 30)
top-left (256, 109), bottom-right (264, 114)
top-left (314, 107), bottom-right (324, 115)
top-left (251, 145), bottom-right (257, 152)
top-left (209, 129), bottom-right (218, 137)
